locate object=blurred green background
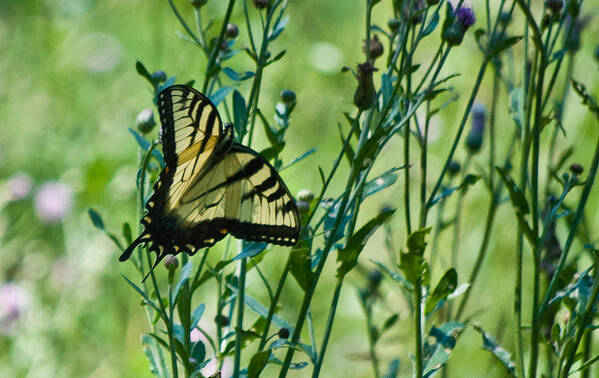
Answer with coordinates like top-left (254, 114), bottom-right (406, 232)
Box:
top-left (1, 0), bottom-right (598, 377)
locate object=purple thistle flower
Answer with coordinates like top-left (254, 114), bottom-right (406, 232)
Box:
top-left (455, 6), bottom-right (476, 29)
top-left (0, 283), bottom-right (31, 335)
top-left (7, 173), bottom-right (32, 200)
top-left (34, 181), bottom-right (73, 222)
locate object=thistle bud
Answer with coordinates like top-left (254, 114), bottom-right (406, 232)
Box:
top-left (353, 62), bottom-right (377, 110)
top-left (442, 6), bottom-right (476, 46)
top-left (136, 108), bottom-right (156, 134)
top-left (569, 163), bottom-right (583, 176)
top-left (215, 314), bottom-right (230, 327)
top-left (278, 328), bottom-right (290, 339)
top-left (367, 269), bottom-right (383, 289)
top-left (447, 160), bottom-right (461, 177)
top-left (225, 23), bottom-right (239, 38)
top-left (545, 0), bottom-right (564, 14)
top-left (387, 18), bottom-right (401, 32)
top-left (280, 89), bottom-right (296, 105)
top-left (189, 0), bottom-right (208, 8)
top-left (363, 35), bottom-right (384, 61)
top-left (163, 254), bottom-right (179, 270)
top-left (150, 70), bottom-right (167, 84)
top-left (296, 201), bottom-right (310, 220)
top-left (498, 11), bottom-right (512, 26)
top-left (465, 103), bottom-right (486, 154)
top-left (297, 189), bottom-right (314, 203)
top-left (252, 0), bottom-right (270, 9)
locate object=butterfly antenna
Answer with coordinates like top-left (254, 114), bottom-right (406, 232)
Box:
top-left (119, 232), bottom-right (149, 262)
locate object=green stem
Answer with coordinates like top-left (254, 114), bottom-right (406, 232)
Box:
top-left (312, 279), bottom-right (343, 377)
top-left (414, 280), bottom-right (424, 378)
top-left (233, 257), bottom-right (247, 377)
top-left (202, 0), bottom-right (237, 93)
top-left (539, 133), bottom-right (599, 315)
top-left (425, 57), bottom-right (490, 219)
top-left (559, 265), bottom-right (599, 377)
top-left (258, 257), bottom-right (291, 350)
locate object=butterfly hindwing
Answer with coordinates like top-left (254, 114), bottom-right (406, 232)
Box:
top-left (179, 144), bottom-right (299, 246)
top-left (119, 85), bottom-right (300, 268)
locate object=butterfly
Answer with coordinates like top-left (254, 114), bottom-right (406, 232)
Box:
top-left (119, 85), bottom-right (300, 273)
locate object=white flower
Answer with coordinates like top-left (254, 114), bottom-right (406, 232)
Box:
top-left (34, 181), bottom-right (73, 222)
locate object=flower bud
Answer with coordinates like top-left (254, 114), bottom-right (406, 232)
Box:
top-left (545, 0), bottom-right (564, 14)
top-left (363, 35), bottom-right (384, 61)
top-left (442, 6), bottom-right (476, 46)
top-left (465, 103), bottom-right (486, 154)
top-left (189, 0), bottom-right (208, 8)
top-left (447, 160), bottom-right (461, 177)
top-left (136, 108), bottom-right (156, 134)
top-left (278, 328), bottom-right (290, 339)
top-left (297, 189), bottom-right (314, 203)
top-left (387, 18), bottom-right (401, 32)
top-left (353, 62), bottom-right (377, 110)
top-left (280, 89), bottom-right (296, 105)
top-left (225, 23), bottom-right (239, 39)
top-left (569, 163), bottom-right (583, 176)
top-left (367, 269), bottom-right (383, 289)
top-left (252, 0), bottom-right (270, 9)
top-left (163, 254), bottom-right (179, 270)
top-left (498, 11), bottom-right (512, 26)
top-left (215, 314), bottom-right (230, 327)
top-left (150, 70), bottom-right (167, 84)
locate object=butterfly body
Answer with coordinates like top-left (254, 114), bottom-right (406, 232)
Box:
top-left (120, 85), bottom-right (299, 268)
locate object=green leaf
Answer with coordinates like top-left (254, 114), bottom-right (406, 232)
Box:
top-left (173, 261), bottom-right (193, 305)
top-left (362, 166), bottom-right (406, 199)
top-left (472, 325), bottom-right (516, 376)
top-left (122, 275), bottom-right (162, 315)
top-left (233, 90), bottom-right (247, 140)
top-left (489, 35), bottom-right (523, 58)
top-left (508, 87), bottom-right (524, 130)
top-left (407, 227), bottom-right (431, 254)
top-left (571, 79), bottom-right (599, 120)
top-left (382, 313), bottom-right (399, 333)
top-left (190, 341), bottom-right (206, 365)
top-left (269, 15), bottom-right (289, 41)
top-left (266, 50), bottom-right (286, 65)
top-left (423, 322), bottom-right (465, 377)
top-left (370, 260), bottom-right (413, 291)
top-left (495, 167), bottom-right (534, 244)
top-left (122, 222), bottom-right (132, 244)
top-left (128, 128), bottom-right (164, 166)
top-left (281, 148), bottom-right (317, 171)
top-left (244, 293), bottom-right (294, 332)
top-left (248, 350), bottom-right (272, 378)
top-left (232, 242), bottom-right (267, 260)
top-left (142, 334), bottom-right (167, 377)
top-left (136, 61), bottom-right (153, 82)
top-left (223, 67), bottom-right (255, 81)
top-left (422, 11), bottom-right (440, 37)
top-left (209, 86), bottom-right (233, 106)
top-left (290, 239), bottom-right (313, 293)
top-left (337, 208), bottom-right (395, 278)
top-left (384, 358), bottom-right (400, 378)
top-left (425, 268), bottom-right (457, 315)
top-left (191, 303), bottom-right (205, 327)
top-left (88, 208), bottom-right (105, 229)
